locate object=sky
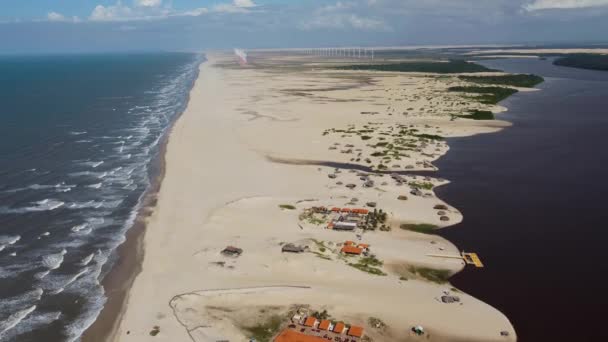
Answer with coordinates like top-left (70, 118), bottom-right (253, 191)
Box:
top-left (1, 0), bottom-right (608, 53)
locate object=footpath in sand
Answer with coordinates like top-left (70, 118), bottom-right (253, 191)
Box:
top-left (110, 52), bottom-right (527, 342)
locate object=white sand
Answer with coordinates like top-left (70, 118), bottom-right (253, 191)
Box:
top-left (108, 53), bottom-right (523, 342)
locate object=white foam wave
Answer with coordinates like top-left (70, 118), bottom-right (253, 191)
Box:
top-left (66, 199), bottom-right (122, 210)
top-left (0, 311), bottom-right (61, 341)
top-left (0, 305), bottom-right (37, 337)
top-left (69, 131), bottom-right (87, 135)
top-left (34, 270), bottom-right (50, 280)
top-left (2, 183), bottom-right (74, 194)
top-left (42, 249), bottom-right (67, 270)
top-left (81, 161), bottom-right (104, 168)
top-left (80, 253), bottom-right (95, 266)
top-left (0, 236), bottom-right (21, 253)
top-left (0, 199), bottom-right (65, 214)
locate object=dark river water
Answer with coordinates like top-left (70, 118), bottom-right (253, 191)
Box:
top-left (436, 58), bottom-right (608, 342)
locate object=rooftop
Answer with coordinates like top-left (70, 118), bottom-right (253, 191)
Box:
top-left (347, 326), bottom-right (364, 338)
top-left (274, 330), bottom-right (326, 342)
top-left (341, 246), bottom-right (363, 255)
top-left (303, 316), bottom-right (317, 327)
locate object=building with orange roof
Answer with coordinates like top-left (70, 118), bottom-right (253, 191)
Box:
top-left (357, 243), bottom-right (370, 249)
top-left (274, 330), bottom-right (326, 342)
top-left (347, 326), bottom-right (364, 338)
top-left (341, 246), bottom-right (363, 255)
top-left (303, 316), bottom-right (317, 328)
top-left (341, 208), bottom-right (351, 213)
top-left (333, 322), bottom-right (346, 334)
top-left (344, 240), bottom-right (355, 246)
top-left (331, 207), bottom-right (341, 212)
top-left (318, 320), bottom-right (331, 331)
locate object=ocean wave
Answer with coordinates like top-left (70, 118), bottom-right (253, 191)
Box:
top-left (46, 268), bottom-right (90, 295)
top-left (0, 235), bottom-right (20, 252)
top-left (2, 183), bottom-right (75, 194)
top-left (69, 171), bottom-right (108, 179)
top-left (0, 305), bottom-right (37, 337)
top-left (66, 199), bottom-right (122, 210)
top-left (80, 161), bottom-right (104, 168)
top-left (79, 253), bottom-right (95, 266)
top-left (69, 131), bottom-right (87, 136)
top-left (0, 311), bottom-right (61, 341)
top-left (86, 183), bottom-right (102, 189)
top-left (41, 249), bottom-right (67, 270)
top-left (0, 289), bottom-right (44, 337)
top-left (0, 199), bottom-right (65, 214)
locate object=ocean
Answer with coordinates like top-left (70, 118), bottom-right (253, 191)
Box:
top-left (0, 52), bottom-right (203, 341)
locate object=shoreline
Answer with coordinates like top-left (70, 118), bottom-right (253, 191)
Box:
top-left (93, 53), bottom-right (524, 342)
top-left (81, 57), bottom-right (204, 342)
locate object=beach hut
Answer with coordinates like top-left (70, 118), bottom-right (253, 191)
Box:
top-left (333, 322), bottom-right (346, 334)
top-left (318, 320), bottom-right (331, 331)
top-left (341, 246), bottom-right (363, 255)
top-left (303, 317), bottom-right (318, 328)
top-left (347, 326), bottom-right (364, 338)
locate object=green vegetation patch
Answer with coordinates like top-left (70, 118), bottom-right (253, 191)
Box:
top-left (458, 74), bottom-right (544, 88)
top-left (553, 54), bottom-right (608, 71)
top-left (348, 256), bottom-right (386, 276)
top-left (399, 223), bottom-right (438, 234)
top-left (409, 266), bottom-right (451, 284)
top-left (336, 60), bottom-right (495, 74)
top-left (409, 181), bottom-right (434, 190)
top-left (243, 315), bottom-right (284, 342)
top-left (448, 86), bottom-right (518, 105)
top-left (279, 204), bottom-right (296, 210)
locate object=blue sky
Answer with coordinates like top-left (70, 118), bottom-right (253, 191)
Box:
top-left (1, 0), bottom-right (608, 53)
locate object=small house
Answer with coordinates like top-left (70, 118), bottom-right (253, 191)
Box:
top-left (318, 320), bottom-right (331, 331)
top-left (347, 326), bottom-right (364, 338)
top-left (333, 322), bottom-right (346, 334)
top-left (341, 246), bottom-right (363, 255)
top-left (303, 316), bottom-right (318, 328)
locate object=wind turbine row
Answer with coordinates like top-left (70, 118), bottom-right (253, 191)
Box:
top-left (303, 47), bottom-right (375, 60)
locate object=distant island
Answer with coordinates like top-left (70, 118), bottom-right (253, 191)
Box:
top-left (553, 54), bottom-right (608, 71)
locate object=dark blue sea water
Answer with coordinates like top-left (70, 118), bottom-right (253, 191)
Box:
top-left (0, 53), bottom-right (202, 341)
top-left (436, 58), bottom-right (608, 341)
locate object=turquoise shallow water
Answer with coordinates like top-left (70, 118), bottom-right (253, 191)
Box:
top-left (0, 53), bottom-right (202, 341)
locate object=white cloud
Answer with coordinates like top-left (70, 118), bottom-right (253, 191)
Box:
top-left (181, 8), bottom-right (209, 16)
top-left (301, 13), bottom-right (389, 31)
top-left (88, 1), bottom-right (209, 21)
top-left (134, 0), bottom-right (162, 7)
top-left (213, 0), bottom-right (258, 13)
top-left (90, 4), bottom-right (134, 21)
top-left (47, 11), bottom-right (81, 23)
top-left (524, 0), bottom-right (608, 11)
top-left (234, 0), bottom-right (256, 8)
top-left (47, 12), bottom-right (66, 22)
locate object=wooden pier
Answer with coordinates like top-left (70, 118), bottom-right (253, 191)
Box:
top-left (425, 251), bottom-right (484, 268)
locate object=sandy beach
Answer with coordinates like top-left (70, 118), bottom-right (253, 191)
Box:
top-left (88, 52), bottom-right (532, 342)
